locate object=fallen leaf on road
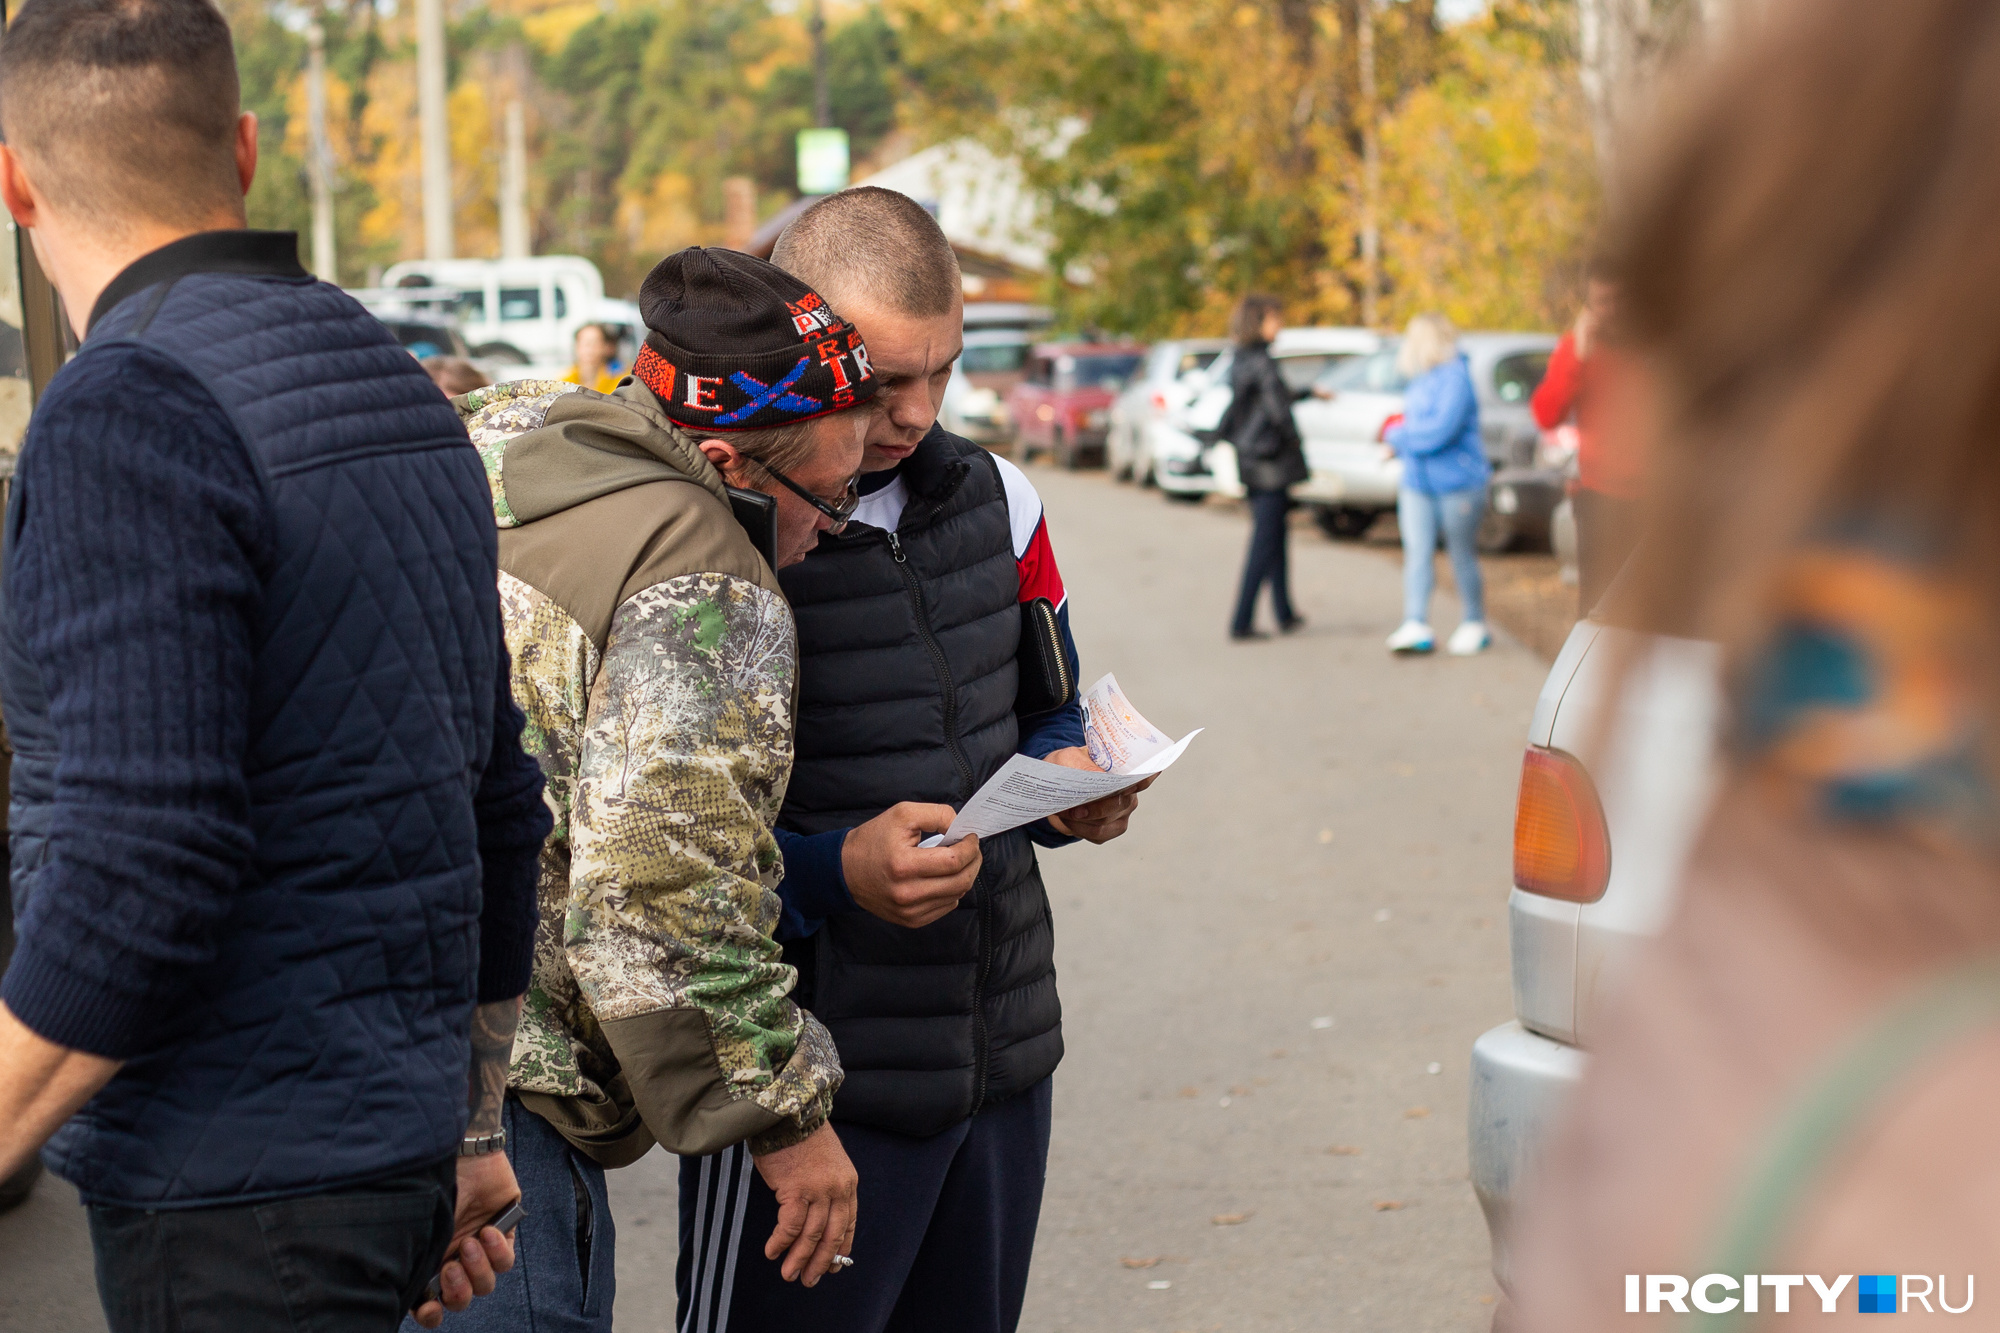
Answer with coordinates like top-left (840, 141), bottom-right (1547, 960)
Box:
top-left (1404, 1105), bottom-right (1431, 1119)
top-left (1120, 1257), bottom-right (1162, 1269)
top-left (1326, 1145), bottom-right (1362, 1156)
top-left (1179, 1086), bottom-right (1200, 1098)
top-left (1228, 1085), bottom-right (1250, 1096)
top-left (1481, 1295), bottom-right (1496, 1305)
top-left (1211, 1212), bottom-right (1252, 1226)
top-left (1372, 1200), bottom-right (1408, 1212)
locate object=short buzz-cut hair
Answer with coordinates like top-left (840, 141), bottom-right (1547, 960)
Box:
top-left (770, 186), bottom-right (962, 318)
top-left (0, 0), bottom-right (243, 231)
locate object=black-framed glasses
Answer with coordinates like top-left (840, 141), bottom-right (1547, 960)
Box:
top-left (745, 455), bottom-right (861, 534)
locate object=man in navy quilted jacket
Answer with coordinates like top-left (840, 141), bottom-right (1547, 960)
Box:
top-left (0, 1), bottom-right (551, 1328)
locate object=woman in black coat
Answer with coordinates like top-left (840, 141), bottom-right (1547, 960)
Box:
top-left (1217, 294), bottom-right (1310, 640)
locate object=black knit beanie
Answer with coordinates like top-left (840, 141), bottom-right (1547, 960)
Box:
top-left (632, 246), bottom-right (877, 432)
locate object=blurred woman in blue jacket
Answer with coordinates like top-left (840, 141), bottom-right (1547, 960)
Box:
top-left (1384, 313), bottom-right (1490, 655)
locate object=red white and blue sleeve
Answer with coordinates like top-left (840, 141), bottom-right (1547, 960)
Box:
top-left (995, 456), bottom-right (1087, 763)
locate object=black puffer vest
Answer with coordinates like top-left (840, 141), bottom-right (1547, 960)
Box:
top-left (778, 426), bottom-right (1061, 1137)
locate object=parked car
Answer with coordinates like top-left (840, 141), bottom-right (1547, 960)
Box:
top-left (1290, 333), bottom-right (1560, 550)
top-left (1106, 338), bottom-right (1228, 482)
top-left (377, 256), bottom-right (643, 376)
top-left (942, 329), bottom-right (1033, 449)
top-left (1007, 343), bottom-right (1147, 468)
top-left (1151, 327), bottom-right (1379, 503)
top-left (1467, 618), bottom-right (1721, 1302)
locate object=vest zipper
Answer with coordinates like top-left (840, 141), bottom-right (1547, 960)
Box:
top-left (885, 526), bottom-right (992, 1111)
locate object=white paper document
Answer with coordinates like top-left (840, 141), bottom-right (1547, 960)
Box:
top-left (920, 674), bottom-right (1201, 847)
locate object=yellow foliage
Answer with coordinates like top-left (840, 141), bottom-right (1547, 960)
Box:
top-left (1372, 21), bottom-right (1600, 332)
top-left (616, 171), bottom-right (708, 260)
top-left (356, 60), bottom-right (422, 260)
top-left (521, 3), bottom-right (602, 55)
top-left (450, 78), bottom-right (502, 259)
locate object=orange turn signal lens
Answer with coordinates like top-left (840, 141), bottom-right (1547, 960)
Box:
top-left (1512, 746), bottom-right (1611, 903)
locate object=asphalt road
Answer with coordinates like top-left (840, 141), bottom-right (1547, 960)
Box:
top-left (0, 466), bottom-right (1548, 1333)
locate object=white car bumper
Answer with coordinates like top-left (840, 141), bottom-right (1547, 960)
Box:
top-left (1468, 1020), bottom-right (1586, 1295)
top-left (1297, 443), bottom-right (1402, 507)
top-left (1151, 425), bottom-right (1220, 496)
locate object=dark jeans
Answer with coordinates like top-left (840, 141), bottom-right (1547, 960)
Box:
top-left (402, 1096), bottom-right (615, 1333)
top-left (678, 1077), bottom-right (1054, 1333)
top-left (1231, 489), bottom-right (1295, 635)
top-left (1573, 487), bottom-right (1640, 616)
top-left (90, 1160), bottom-right (457, 1333)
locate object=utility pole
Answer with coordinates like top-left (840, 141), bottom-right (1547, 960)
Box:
top-left (416, 0), bottom-right (453, 260)
top-left (810, 0), bottom-right (831, 128)
top-left (1356, 0), bottom-right (1381, 328)
top-left (500, 99), bottom-right (529, 260)
top-left (305, 23), bottom-right (338, 282)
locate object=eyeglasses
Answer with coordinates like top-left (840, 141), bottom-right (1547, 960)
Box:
top-left (744, 455), bottom-right (861, 534)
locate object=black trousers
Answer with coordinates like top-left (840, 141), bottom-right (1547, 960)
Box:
top-left (1231, 489), bottom-right (1295, 635)
top-left (89, 1160), bottom-right (458, 1333)
top-left (1573, 486), bottom-right (1640, 617)
top-left (678, 1077), bottom-right (1054, 1333)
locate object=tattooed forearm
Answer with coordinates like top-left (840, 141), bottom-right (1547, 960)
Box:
top-left (467, 997), bottom-right (521, 1136)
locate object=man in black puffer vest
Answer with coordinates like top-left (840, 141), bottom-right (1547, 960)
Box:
top-left (673, 189), bottom-right (1148, 1333)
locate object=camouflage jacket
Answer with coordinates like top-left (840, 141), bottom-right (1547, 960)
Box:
top-left (458, 378), bottom-right (840, 1162)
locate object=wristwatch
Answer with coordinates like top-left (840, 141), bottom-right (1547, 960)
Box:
top-left (459, 1130), bottom-right (508, 1157)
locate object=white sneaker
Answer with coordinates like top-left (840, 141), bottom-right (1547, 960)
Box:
top-left (1386, 621), bottom-right (1434, 654)
top-left (1448, 621), bottom-right (1491, 656)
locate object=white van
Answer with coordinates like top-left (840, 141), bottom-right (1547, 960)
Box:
top-left (378, 256), bottom-right (642, 377)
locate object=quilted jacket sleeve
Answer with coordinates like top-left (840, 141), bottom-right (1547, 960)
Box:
top-left (564, 570), bottom-right (840, 1156)
top-left (472, 627), bottom-right (551, 1003)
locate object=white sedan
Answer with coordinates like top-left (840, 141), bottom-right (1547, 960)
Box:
top-left (1151, 327), bottom-right (1379, 503)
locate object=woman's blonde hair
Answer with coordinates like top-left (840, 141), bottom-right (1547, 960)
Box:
top-left (1396, 313), bottom-right (1459, 379)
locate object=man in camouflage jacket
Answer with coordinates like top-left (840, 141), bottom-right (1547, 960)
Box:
top-left (433, 248), bottom-right (880, 1332)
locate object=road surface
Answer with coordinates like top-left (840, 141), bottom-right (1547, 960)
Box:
top-left (0, 466), bottom-right (1549, 1333)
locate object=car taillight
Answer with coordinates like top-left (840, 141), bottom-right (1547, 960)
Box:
top-left (1377, 411), bottom-right (1405, 443)
top-left (1151, 390), bottom-right (1168, 412)
top-left (1512, 746), bottom-right (1610, 903)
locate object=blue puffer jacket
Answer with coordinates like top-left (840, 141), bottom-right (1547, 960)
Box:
top-left (1387, 354), bottom-right (1489, 495)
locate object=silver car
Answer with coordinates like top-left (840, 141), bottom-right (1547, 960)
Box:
top-left (1293, 333), bottom-right (1559, 548)
top-left (1106, 338), bottom-right (1227, 483)
top-left (1468, 618), bottom-right (1721, 1301)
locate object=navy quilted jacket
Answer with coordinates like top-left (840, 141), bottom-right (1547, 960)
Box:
top-left (0, 231), bottom-right (549, 1208)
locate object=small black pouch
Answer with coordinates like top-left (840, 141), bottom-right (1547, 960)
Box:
top-left (1016, 596), bottom-right (1076, 718)
top-left (726, 485), bottom-right (779, 571)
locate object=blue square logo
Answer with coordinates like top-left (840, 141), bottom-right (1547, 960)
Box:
top-left (1859, 1274), bottom-right (1898, 1314)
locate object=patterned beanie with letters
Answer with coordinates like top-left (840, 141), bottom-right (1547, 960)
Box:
top-left (633, 246), bottom-right (877, 432)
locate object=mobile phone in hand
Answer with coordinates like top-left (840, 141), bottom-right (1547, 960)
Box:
top-left (420, 1201), bottom-right (526, 1306)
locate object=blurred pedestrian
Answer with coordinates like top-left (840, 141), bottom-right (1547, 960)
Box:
top-left (423, 355), bottom-right (490, 397)
top-left (563, 321), bottom-right (623, 393)
top-left (0, 0), bottom-right (550, 1328)
top-left (438, 247), bottom-right (875, 1333)
top-left (1384, 314), bottom-right (1489, 655)
top-left (1531, 260), bottom-right (1636, 614)
top-left (1218, 294), bottom-right (1308, 641)
top-left (1511, 1), bottom-right (2000, 1325)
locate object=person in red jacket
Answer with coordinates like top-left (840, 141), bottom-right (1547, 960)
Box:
top-left (1532, 263), bottom-right (1640, 613)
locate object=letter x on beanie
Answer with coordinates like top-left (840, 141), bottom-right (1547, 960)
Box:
top-left (632, 246), bottom-right (878, 432)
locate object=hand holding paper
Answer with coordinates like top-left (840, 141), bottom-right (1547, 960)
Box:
top-left (921, 674), bottom-right (1200, 847)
